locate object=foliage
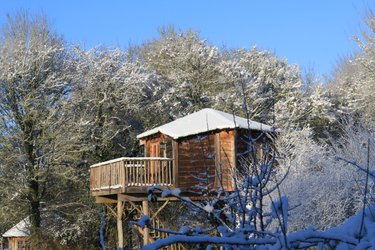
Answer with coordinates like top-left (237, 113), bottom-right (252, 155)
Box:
top-left (276, 123), bottom-right (374, 231)
top-left (329, 12), bottom-right (375, 127)
top-left (140, 27), bottom-right (222, 117)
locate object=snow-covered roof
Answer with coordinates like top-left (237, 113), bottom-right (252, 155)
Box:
top-left (137, 108), bottom-right (276, 140)
top-left (2, 217), bottom-right (30, 238)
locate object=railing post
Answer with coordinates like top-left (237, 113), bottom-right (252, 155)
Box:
top-left (168, 160), bottom-right (172, 185)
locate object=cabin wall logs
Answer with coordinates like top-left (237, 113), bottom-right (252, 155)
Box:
top-left (177, 134), bottom-right (216, 192)
top-left (176, 130), bottom-right (236, 192)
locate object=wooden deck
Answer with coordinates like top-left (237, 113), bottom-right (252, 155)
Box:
top-left (90, 157), bottom-right (174, 196)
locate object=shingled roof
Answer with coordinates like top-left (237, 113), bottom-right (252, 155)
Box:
top-left (137, 108), bottom-right (276, 140)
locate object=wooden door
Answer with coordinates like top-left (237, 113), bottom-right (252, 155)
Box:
top-left (150, 142), bottom-right (160, 183)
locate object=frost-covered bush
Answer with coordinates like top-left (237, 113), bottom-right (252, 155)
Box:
top-left (276, 123), bottom-right (375, 231)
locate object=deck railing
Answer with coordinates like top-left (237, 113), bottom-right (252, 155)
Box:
top-left (90, 157), bottom-right (174, 192)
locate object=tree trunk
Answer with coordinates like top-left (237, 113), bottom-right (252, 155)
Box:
top-left (24, 122), bottom-right (41, 232)
top-left (29, 178), bottom-right (41, 231)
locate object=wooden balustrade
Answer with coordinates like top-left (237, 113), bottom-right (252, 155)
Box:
top-left (90, 157), bottom-right (174, 193)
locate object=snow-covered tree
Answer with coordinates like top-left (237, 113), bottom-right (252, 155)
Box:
top-left (329, 12), bottom-right (375, 128)
top-left (303, 71), bottom-right (335, 138)
top-left (217, 47), bottom-right (307, 128)
top-left (354, 12), bottom-right (375, 126)
top-left (0, 12), bottom-right (72, 232)
top-left (276, 122), bottom-right (374, 231)
top-left (140, 27), bottom-right (223, 118)
top-left (328, 58), bottom-right (364, 122)
top-left (67, 47), bottom-right (164, 162)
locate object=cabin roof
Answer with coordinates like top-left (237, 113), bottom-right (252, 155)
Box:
top-left (2, 217), bottom-right (29, 238)
top-left (137, 108), bottom-right (276, 140)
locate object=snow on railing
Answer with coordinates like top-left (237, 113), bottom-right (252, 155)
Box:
top-left (90, 157), bottom-right (174, 192)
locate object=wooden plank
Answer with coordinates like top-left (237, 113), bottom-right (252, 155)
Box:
top-left (117, 193), bottom-right (148, 202)
top-left (168, 161), bottom-right (172, 185)
top-left (172, 140), bottom-right (179, 188)
top-left (161, 160), bottom-right (165, 184)
top-left (151, 200), bottom-right (170, 220)
top-left (95, 196), bottom-right (118, 204)
top-left (143, 160), bottom-right (146, 186)
top-left (146, 160), bottom-right (150, 185)
top-left (136, 161), bottom-right (139, 185)
top-left (125, 160), bottom-right (129, 187)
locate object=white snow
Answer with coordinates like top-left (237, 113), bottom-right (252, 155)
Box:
top-left (90, 157), bottom-right (172, 168)
top-left (203, 204), bottom-right (214, 213)
top-left (161, 188), bottom-right (181, 197)
top-left (137, 215), bottom-right (151, 228)
top-left (92, 184), bottom-right (123, 190)
top-left (137, 108), bottom-right (277, 139)
top-left (2, 217), bottom-right (30, 237)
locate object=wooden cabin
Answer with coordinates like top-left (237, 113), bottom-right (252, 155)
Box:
top-left (89, 108), bottom-right (275, 249)
top-left (1, 218), bottom-right (29, 250)
top-left (90, 108), bottom-right (275, 199)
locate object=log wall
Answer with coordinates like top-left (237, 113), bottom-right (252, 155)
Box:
top-left (217, 130), bottom-right (236, 191)
top-left (177, 134), bottom-right (216, 192)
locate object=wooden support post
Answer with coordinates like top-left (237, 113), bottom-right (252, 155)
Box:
top-left (142, 200), bottom-right (150, 245)
top-left (117, 200), bottom-right (124, 250)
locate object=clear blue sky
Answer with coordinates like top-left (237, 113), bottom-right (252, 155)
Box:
top-left (0, 0), bottom-right (374, 76)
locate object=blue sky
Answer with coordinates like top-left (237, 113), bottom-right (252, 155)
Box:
top-left (0, 0), bottom-right (374, 76)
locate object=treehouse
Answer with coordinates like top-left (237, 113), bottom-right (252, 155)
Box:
top-left (89, 108), bottom-right (275, 249)
top-left (90, 108), bottom-right (275, 199)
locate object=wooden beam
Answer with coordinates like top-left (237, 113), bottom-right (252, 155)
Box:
top-left (151, 200), bottom-right (169, 220)
top-left (95, 196), bottom-right (118, 204)
top-left (142, 200), bottom-right (150, 245)
top-left (117, 199), bottom-right (124, 250)
top-left (118, 193), bottom-right (147, 202)
top-left (104, 204), bottom-right (117, 218)
top-left (127, 200), bottom-right (143, 215)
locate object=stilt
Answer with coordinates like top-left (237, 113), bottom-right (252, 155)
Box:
top-left (117, 199), bottom-right (124, 250)
top-left (142, 200), bottom-right (150, 245)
